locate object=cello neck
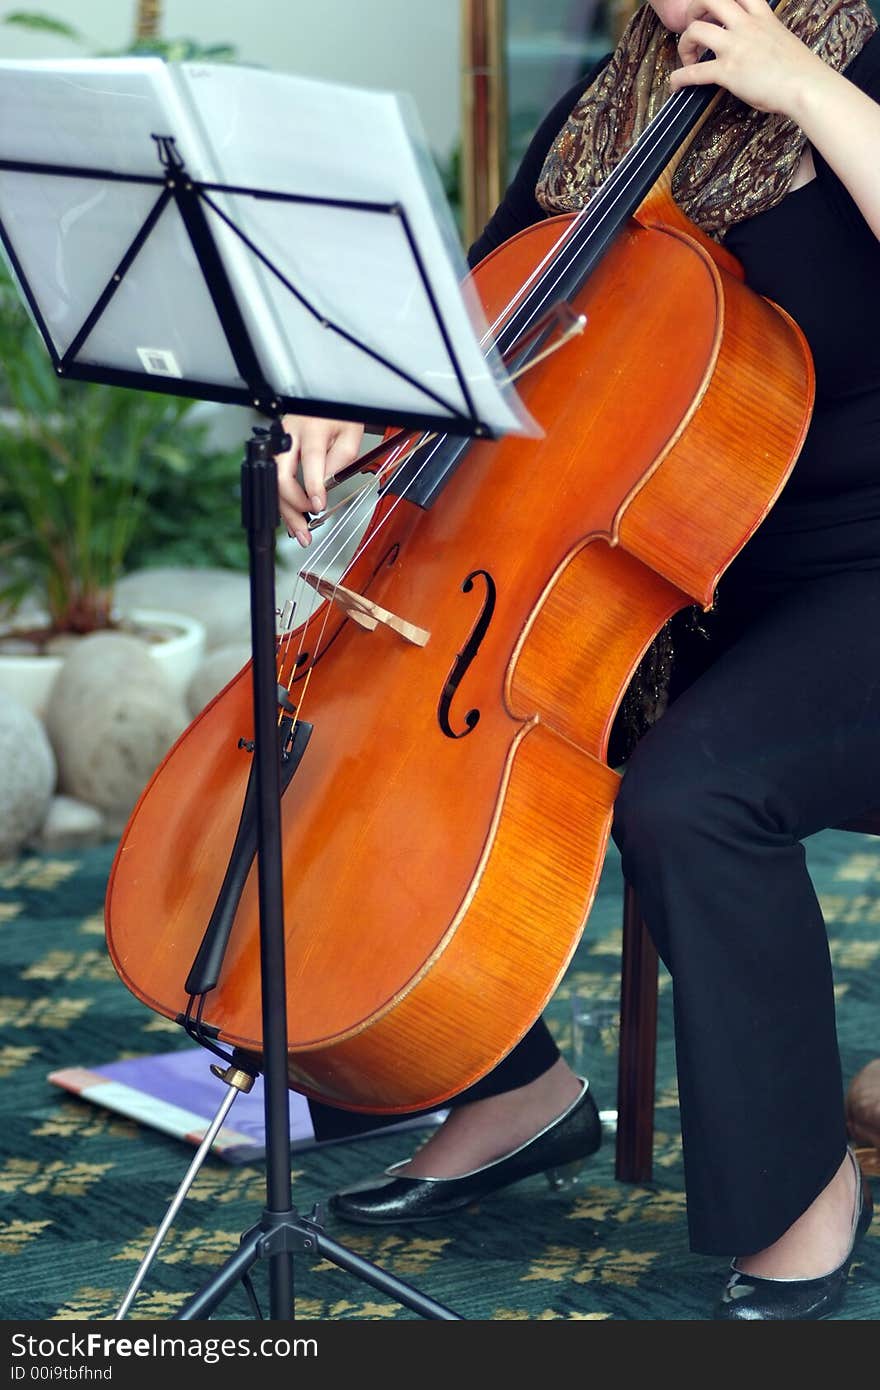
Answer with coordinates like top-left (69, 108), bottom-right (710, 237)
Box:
top-left (385, 83), bottom-right (728, 511)
top-left (389, 9), bottom-right (790, 509)
top-left (498, 81), bottom-right (722, 366)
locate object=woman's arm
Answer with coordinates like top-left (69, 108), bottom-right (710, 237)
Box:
top-left (671, 0), bottom-right (880, 240)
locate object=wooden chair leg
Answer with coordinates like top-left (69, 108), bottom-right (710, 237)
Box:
top-left (615, 880), bottom-right (659, 1183)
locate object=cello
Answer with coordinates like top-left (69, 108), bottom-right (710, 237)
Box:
top-left (104, 57), bottom-right (814, 1116)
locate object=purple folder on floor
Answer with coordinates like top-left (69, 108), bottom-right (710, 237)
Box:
top-left (48, 1046), bottom-right (443, 1164)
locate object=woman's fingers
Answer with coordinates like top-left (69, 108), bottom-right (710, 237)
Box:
top-left (300, 436), bottom-right (332, 514)
top-left (324, 423), bottom-right (365, 487)
top-left (274, 420), bottom-right (310, 544)
top-left (676, 20), bottom-right (727, 71)
top-left (275, 415), bottom-right (365, 546)
top-left (278, 479), bottom-right (314, 547)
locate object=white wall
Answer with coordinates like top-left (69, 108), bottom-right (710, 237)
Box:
top-left (0, 0), bottom-right (462, 159)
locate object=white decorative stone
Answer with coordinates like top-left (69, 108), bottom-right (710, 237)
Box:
top-left (27, 794), bottom-right (106, 853)
top-left (44, 633), bottom-right (190, 830)
top-left (0, 694), bottom-right (56, 860)
top-left (121, 609), bottom-right (206, 699)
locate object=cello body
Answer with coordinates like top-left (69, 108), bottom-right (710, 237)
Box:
top-left (105, 187), bottom-right (814, 1113)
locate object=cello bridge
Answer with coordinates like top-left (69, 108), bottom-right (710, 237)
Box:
top-left (300, 572), bottom-right (431, 647)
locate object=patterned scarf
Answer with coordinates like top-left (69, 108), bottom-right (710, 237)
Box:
top-left (535, 0), bottom-right (877, 239)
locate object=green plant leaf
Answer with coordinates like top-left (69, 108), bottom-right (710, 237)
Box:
top-left (100, 37), bottom-right (240, 63)
top-left (2, 10), bottom-right (85, 40)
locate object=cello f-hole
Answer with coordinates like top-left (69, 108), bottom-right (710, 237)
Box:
top-left (437, 569), bottom-right (497, 739)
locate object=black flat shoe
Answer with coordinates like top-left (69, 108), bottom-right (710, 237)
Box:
top-left (328, 1076), bottom-right (602, 1225)
top-left (715, 1147), bottom-right (874, 1320)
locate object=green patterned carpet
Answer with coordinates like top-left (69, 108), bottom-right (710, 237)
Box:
top-left (0, 831), bottom-right (878, 1322)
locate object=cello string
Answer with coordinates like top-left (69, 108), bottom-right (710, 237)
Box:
top-left (274, 80), bottom-right (708, 695)
top-left (275, 433), bottom-right (424, 676)
top-left (305, 77), bottom-right (703, 537)
top-left (274, 78), bottom-right (705, 700)
top-left (285, 74), bottom-right (701, 600)
top-left (297, 78), bottom-right (702, 578)
top-left (488, 87), bottom-right (709, 351)
top-left (275, 435), bottom-right (415, 687)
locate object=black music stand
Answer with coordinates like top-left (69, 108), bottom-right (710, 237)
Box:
top-left (0, 55), bottom-right (529, 1323)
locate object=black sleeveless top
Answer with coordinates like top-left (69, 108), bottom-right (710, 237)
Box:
top-left (469, 32), bottom-right (880, 572)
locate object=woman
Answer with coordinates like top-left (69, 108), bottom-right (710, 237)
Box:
top-left (275, 0), bottom-right (879, 1319)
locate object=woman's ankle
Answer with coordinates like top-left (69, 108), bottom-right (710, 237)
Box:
top-left (734, 1152), bottom-right (856, 1280)
top-left (402, 1058), bottom-right (584, 1179)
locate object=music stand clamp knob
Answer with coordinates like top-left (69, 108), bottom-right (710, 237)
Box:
top-left (210, 1060), bottom-right (257, 1094)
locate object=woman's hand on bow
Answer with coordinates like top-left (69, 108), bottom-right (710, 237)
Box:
top-left (274, 415), bottom-right (365, 546)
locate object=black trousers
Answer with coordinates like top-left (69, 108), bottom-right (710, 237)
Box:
top-left (310, 526), bottom-right (880, 1255)
top-left (610, 554), bottom-right (880, 1254)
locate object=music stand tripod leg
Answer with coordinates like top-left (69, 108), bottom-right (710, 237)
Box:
top-left (114, 1078), bottom-right (243, 1320)
top-left (176, 1214), bottom-right (462, 1321)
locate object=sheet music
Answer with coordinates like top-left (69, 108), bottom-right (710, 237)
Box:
top-left (0, 56), bottom-right (538, 437)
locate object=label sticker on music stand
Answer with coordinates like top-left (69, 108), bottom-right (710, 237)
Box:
top-left (137, 346), bottom-right (183, 377)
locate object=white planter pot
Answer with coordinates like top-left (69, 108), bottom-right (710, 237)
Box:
top-left (121, 608), bottom-right (207, 697)
top-left (0, 608), bottom-right (206, 719)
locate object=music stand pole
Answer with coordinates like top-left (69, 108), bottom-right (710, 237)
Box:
top-left (239, 424), bottom-right (292, 1318)
top-left (172, 422), bottom-right (460, 1321)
